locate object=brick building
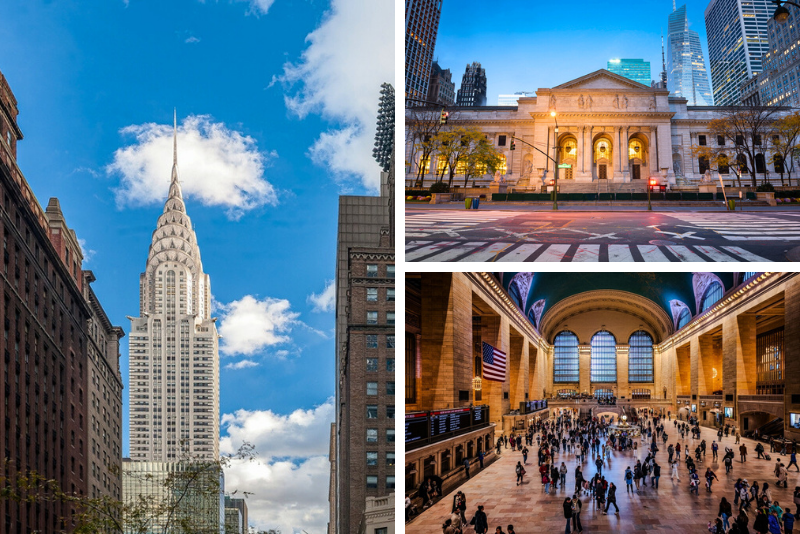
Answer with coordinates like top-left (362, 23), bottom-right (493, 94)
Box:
top-left (0, 69), bottom-right (121, 532)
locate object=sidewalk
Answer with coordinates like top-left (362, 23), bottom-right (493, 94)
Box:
top-left (406, 202), bottom-right (800, 213)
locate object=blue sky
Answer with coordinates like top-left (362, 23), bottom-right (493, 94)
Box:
top-left (434, 0), bottom-right (713, 103)
top-left (0, 0), bottom-right (393, 531)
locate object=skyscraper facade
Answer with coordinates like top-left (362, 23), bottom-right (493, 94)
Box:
top-left (456, 62), bottom-right (487, 106)
top-left (756, 3), bottom-right (800, 106)
top-left (705, 0), bottom-right (771, 105)
top-left (607, 59), bottom-right (652, 86)
top-left (427, 60), bottom-right (456, 106)
top-left (405, 0), bottom-right (443, 104)
top-left (667, 4), bottom-right (714, 105)
top-left (128, 118), bottom-right (219, 463)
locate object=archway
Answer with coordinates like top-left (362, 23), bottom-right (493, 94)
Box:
top-left (558, 134), bottom-right (578, 180)
top-left (740, 410), bottom-right (781, 436)
top-left (628, 134), bottom-right (649, 180)
top-left (593, 135), bottom-right (614, 181)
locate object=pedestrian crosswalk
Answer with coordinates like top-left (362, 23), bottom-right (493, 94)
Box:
top-left (405, 241), bottom-right (771, 262)
top-left (405, 211), bottom-right (520, 237)
top-left (665, 213), bottom-right (800, 240)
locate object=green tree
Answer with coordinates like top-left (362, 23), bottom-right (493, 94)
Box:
top-left (772, 111), bottom-right (800, 187)
top-left (462, 136), bottom-right (503, 188)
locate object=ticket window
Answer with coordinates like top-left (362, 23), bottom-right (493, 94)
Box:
top-left (441, 450), bottom-right (451, 473)
top-left (467, 441), bottom-right (474, 459)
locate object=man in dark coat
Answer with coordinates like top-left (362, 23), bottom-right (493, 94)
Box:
top-left (603, 482), bottom-right (619, 515)
top-left (471, 505), bottom-right (489, 534)
top-left (563, 497), bottom-right (573, 534)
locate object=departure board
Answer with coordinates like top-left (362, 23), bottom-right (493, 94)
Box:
top-left (405, 412), bottom-right (429, 443)
top-left (429, 408), bottom-right (471, 439)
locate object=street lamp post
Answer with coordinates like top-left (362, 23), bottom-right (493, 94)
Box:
top-left (648, 177), bottom-right (655, 211)
top-left (772, 0), bottom-right (800, 23)
top-left (551, 111), bottom-right (559, 210)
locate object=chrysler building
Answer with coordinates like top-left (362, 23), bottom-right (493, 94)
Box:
top-left (128, 114), bottom-right (220, 462)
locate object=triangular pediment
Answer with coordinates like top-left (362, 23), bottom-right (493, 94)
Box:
top-left (552, 69), bottom-right (653, 91)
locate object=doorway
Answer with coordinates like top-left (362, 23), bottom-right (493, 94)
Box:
top-left (599, 165), bottom-right (607, 179)
top-left (632, 164), bottom-right (640, 180)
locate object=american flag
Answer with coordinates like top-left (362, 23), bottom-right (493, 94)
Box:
top-left (481, 342), bottom-right (506, 382)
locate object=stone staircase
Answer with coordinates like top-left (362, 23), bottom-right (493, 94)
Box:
top-left (553, 180), bottom-right (649, 194)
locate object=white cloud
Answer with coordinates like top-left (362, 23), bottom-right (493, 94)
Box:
top-left (216, 295), bottom-right (299, 356)
top-left (224, 359), bottom-right (259, 370)
top-left (235, 0), bottom-right (275, 15)
top-left (221, 399), bottom-right (334, 533)
top-left (307, 280), bottom-right (335, 313)
top-left (107, 115), bottom-right (279, 219)
top-left (275, 0), bottom-right (394, 191)
top-left (185, 36), bottom-right (200, 44)
top-left (77, 238), bottom-right (96, 264)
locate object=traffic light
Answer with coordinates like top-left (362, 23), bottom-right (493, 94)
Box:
top-left (440, 110), bottom-right (449, 125)
top-left (510, 141), bottom-right (516, 151)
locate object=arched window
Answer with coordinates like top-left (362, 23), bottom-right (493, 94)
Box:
top-left (628, 331), bottom-right (654, 383)
top-left (699, 156), bottom-right (709, 174)
top-left (700, 281), bottom-right (724, 313)
top-left (774, 154), bottom-right (784, 174)
top-left (553, 331), bottom-right (579, 383)
top-left (719, 154), bottom-right (729, 175)
top-left (677, 307), bottom-right (691, 329)
top-left (527, 308), bottom-right (537, 327)
top-left (744, 272), bottom-right (758, 282)
top-left (755, 153), bottom-right (766, 174)
top-left (737, 154), bottom-right (748, 173)
top-left (508, 282), bottom-right (522, 310)
top-left (591, 330), bottom-right (616, 383)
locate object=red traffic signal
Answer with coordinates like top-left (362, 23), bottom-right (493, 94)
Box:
top-left (649, 178), bottom-right (657, 186)
top-left (440, 110), bottom-right (449, 124)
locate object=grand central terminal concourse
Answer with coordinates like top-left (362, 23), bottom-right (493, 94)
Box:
top-left (405, 272), bottom-right (800, 533)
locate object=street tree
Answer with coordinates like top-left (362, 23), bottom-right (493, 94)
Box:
top-left (772, 110), bottom-right (800, 187)
top-left (406, 106), bottom-right (457, 186)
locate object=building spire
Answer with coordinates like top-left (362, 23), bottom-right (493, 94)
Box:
top-left (673, 0), bottom-right (676, 11)
top-left (661, 30), bottom-right (668, 85)
top-left (168, 109), bottom-right (182, 200)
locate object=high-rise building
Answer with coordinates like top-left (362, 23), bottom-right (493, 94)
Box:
top-left (224, 495), bottom-right (248, 534)
top-left (127, 114), bottom-right (219, 463)
top-left (0, 69), bottom-right (121, 532)
top-left (667, 4), bottom-right (713, 105)
top-left (456, 62), bottom-right (487, 107)
top-left (607, 59), bottom-right (652, 86)
top-left (331, 100), bottom-right (396, 533)
top-left (756, 3), bottom-right (800, 106)
top-left (427, 61), bottom-right (455, 106)
top-left (405, 0), bottom-right (444, 104)
top-left (705, 0), bottom-right (771, 105)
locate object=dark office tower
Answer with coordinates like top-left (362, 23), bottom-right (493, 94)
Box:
top-left (427, 61), bottom-right (456, 106)
top-left (0, 69), bottom-right (121, 533)
top-left (456, 62), bottom-right (487, 107)
top-left (405, 0), bottom-right (444, 105)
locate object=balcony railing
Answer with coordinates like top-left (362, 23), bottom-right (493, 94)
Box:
top-left (738, 394), bottom-right (783, 403)
top-left (700, 395), bottom-right (723, 401)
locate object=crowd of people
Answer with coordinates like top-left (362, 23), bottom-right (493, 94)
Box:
top-left (431, 410), bottom-right (800, 534)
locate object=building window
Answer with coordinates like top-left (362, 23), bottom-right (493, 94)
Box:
top-left (387, 335), bottom-right (395, 348)
top-left (366, 288), bottom-right (378, 302)
top-left (366, 334), bottom-right (378, 348)
top-left (498, 135), bottom-right (507, 146)
top-left (554, 331), bottom-right (579, 383)
top-left (700, 281), bottom-right (723, 313)
top-left (387, 405), bottom-right (394, 418)
top-left (699, 135), bottom-right (707, 146)
top-left (757, 328), bottom-right (785, 394)
top-left (367, 264), bottom-right (378, 278)
top-left (366, 358), bottom-right (378, 372)
top-left (774, 154), bottom-right (785, 173)
top-left (386, 358), bottom-right (395, 372)
top-left (366, 475), bottom-right (378, 488)
top-left (367, 382), bottom-right (378, 395)
top-left (387, 265), bottom-right (394, 278)
top-left (754, 134), bottom-right (762, 146)
top-left (755, 153), bottom-right (766, 174)
top-left (628, 331), bottom-right (654, 383)
top-left (719, 154), bottom-right (729, 175)
top-left (387, 288), bottom-right (395, 301)
top-left (366, 429), bottom-right (378, 442)
top-left (677, 307), bottom-right (691, 329)
top-left (699, 156), bottom-right (709, 174)
top-left (631, 388), bottom-right (651, 400)
top-left (717, 135), bottom-right (725, 146)
top-left (387, 381), bottom-right (395, 395)
top-left (406, 333), bottom-right (416, 403)
top-left (387, 452), bottom-right (395, 466)
top-left (387, 429), bottom-right (395, 443)
top-left (744, 272), bottom-right (758, 281)
top-left (366, 405), bottom-right (378, 419)
top-left (367, 311), bottom-right (378, 325)
top-left (590, 330), bottom-right (617, 383)
top-left (387, 312), bottom-right (395, 325)
top-left (508, 282), bottom-right (523, 309)
top-left (736, 135), bottom-right (744, 146)
top-left (594, 389), bottom-right (613, 399)
top-left (367, 451), bottom-right (378, 466)
top-left (386, 476), bottom-right (395, 489)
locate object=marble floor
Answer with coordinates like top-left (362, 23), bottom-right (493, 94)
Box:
top-left (406, 422), bottom-right (800, 533)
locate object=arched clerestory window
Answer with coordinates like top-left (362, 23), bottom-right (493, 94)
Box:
top-left (628, 331), bottom-right (654, 383)
top-left (553, 331), bottom-right (579, 383)
top-left (677, 307), bottom-right (692, 329)
top-left (700, 281), bottom-right (724, 313)
top-left (508, 282), bottom-right (522, 310)
top-left (591, 330), bottom-right (616, 383)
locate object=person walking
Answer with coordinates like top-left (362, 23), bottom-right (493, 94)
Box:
top-left (603, 482), bottom-right (619, 515)
top-left (712, 441), bottom-right (719, 461)
top-left (789, 450), bottom-right (799, 472)
top-left (668, 443), bottom-right (674, 464)
top-left (560, 462), bottom-right (568, 488)
top-left (479, 450), bottom-right (485, 469)
top-left (740, 443), bottom-right (748, 463)
top-left (719, 496), bottom-right (733, 531)
top-left (736, 431), bottom-right (741, 445)
top-left (521, 447), bottom-right (528, 465)
top-left (671, 459), bottom-right (680, 482)
top-left (676, 442), bottom-right (681, 461)
top-left (777, 462), bottom-right (788, 489)
top-left (515, 461), bottom-right (525, 486)
top-left (705, 467), bottom-right (719, 492)
top-left (464, 457), bottom-right (472, 479)
top-left (633, 462), bottom-right (642, 491)
top-left (571, 495), bottom-right (583, 533)
top-left (625, 466), bottom-right (634, 493)
top-left (595, 456), bottom-right (603, 477)
top-left (652, 461), bottom-right (661, 489)
top-left (784, 506), bottom-right (795, 534)
top-left (563, 497), bottom-right (573, 534)
top-left (470, 505), bottom-right (489, 534)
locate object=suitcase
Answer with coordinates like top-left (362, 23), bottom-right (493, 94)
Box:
top-left (765, 454), bottom-right (771, 461)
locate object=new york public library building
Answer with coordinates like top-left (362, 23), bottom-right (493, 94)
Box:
top-left (405, 70), bottom-right (800, 202)
top-left (405, 271), bottom-right (800, 530)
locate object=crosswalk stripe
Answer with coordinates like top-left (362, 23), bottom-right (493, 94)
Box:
top-left (496, 244), bottom-right (543, 262)
top-left (694, 246), bottom-right (737, 262)
top-left (608, 244), bottom-right (634, 262)
top-left (405, 241), bottom-right (457, 261)
top-left (638, 245), bottom-right (670, 262)
top-left (458, 242), bottom-right (514, 262)
top-left (406, 241), bottom-right (431, 250)
top-left (573, 244), bottom-right (601, 262)
top-left (535, 245), bottom-right (571, 262)
top-left (423, 242), bottom-right (486, 262)
top-left (722, 246), bottom-right (771, 262)
top-left (665, 245), bottom-right (706, 262)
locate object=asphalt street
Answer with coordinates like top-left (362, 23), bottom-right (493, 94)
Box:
top-left (405, 207), bottom-right (800, 262)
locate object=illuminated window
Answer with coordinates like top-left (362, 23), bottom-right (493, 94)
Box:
top-left (591, 331), bottom-right (616, 383)
top-left (628, 331), bottom-right (654, 383)
top-left (594, 389), bottom-right (613, 399)
top-left (561, 138), bottom-right (577, 160)
top-left (756, 328), bottom-right (785, 394)
top-left (700, 282), bottom-right (723, 312)
top-left (744, 272), bottom-right (758, 281)
top-left (554, 331), bottom-right (579, 383)
top-left (594, 139), bottom-right (612, 162)
top-left (677, 308), bottom-right (691, 329)
top-left (628, 139), bottom-right (644, 160)
top-left (631, 388), bottom-right (651, 400)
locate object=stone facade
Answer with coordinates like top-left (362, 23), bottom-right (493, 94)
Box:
top-left (405, 69), bottom-right (793, 189)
